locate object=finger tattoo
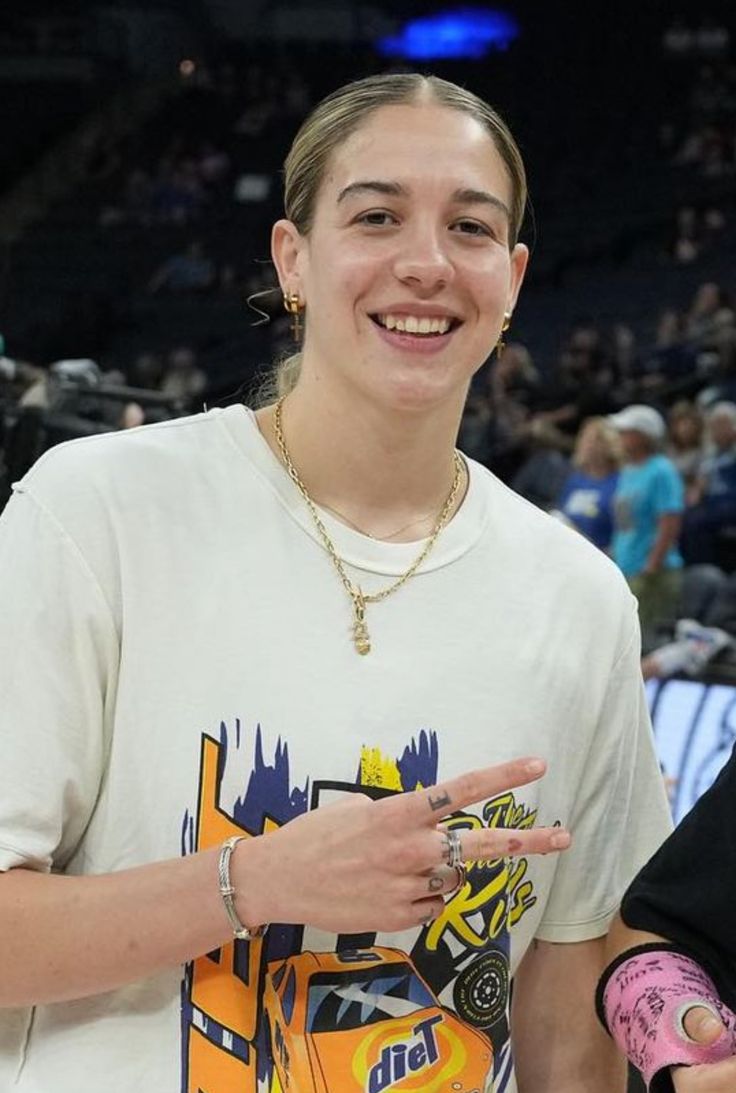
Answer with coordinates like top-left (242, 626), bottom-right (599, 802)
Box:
top-left (428, 874), bottom-right (444, 893)
top-left (441, 835), bottom-right (453, 864)
top-left (428, 790), bottom-right (451, 812)
top-left (508, 837), bottom-right (523, 854)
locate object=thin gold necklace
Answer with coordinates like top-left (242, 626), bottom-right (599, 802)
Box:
top-left (317, 499), bottom-right (440, 542)
top-left (273, 397), bottom-right (465, 655)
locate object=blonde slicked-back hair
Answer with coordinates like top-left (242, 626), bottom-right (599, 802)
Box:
top-left (260, 72), bottom-right (528, 403)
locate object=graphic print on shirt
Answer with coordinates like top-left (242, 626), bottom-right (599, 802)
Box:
top-left (180, 721), bottom-right (539, 1093)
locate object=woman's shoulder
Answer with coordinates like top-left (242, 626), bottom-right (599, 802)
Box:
top-left (13, 408), bottom-right (243, 529)
top-left (19, 409), bottom-right (231, 492)
top-left (474, 461), bottom-right (626, 587)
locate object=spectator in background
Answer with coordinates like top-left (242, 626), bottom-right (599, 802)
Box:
top-left (127, 352), bottom-right (165, 391)
top-left (553, 417), bottom-right (621, 551)
top-left (670, 205), bottom-right (701, 264)
top-left (695, 18), bottom-right (731, 59)
top-left (98, 168), bottom-right (155, 229)
top-left (151, 158), bottom-right (206, 224)
top-left (686, 281), bottom-right (728, 342)
top-left (119, 403), bottom-right (145, 430)
top-left (196, 142), bottom-right (231, 187)
top-left (609, 404), bottom-right (685, 647)
top-left (530, 323), bottom-right (618, 447)
top-left (484, 341), bottom-right (541, 475)
top-left (160, 346), bottom-right (206, 409)
top-left (662, 17), bottom-right (695, 59)
top-left (682, 401), bottom-right (736, 565)
top-left (490, 341), bottom-right (541, 412)
top-left (459, 342), bottom-right (540, 477)
top-left (639, 309), bottom-right (694, 392)
top-left (148, 242), bottom-right (216, 295)
top-left (666, 400), bottom-right (705, 494)
top-left (610, 323), bottom-right (638, 388)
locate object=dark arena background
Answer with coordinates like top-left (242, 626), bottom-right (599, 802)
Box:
top-left (0, 2), bottom-right (734, 1089)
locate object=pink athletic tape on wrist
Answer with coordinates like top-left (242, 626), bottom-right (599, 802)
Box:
top-left (601, 948), bottom-right (736, 1088)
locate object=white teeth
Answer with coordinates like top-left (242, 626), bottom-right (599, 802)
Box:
top-left (377, 314), bottom-right (452, 335)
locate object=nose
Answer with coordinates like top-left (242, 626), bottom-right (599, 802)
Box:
top-left (392, 223), bottom-right (454, 293)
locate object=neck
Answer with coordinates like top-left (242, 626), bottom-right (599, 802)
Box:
top-left (582, 458), bottom-right (614, 478)
top-left (255, 371), bottom-right (468, 541)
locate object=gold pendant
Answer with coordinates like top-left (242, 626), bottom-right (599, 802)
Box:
top-left (352, 587), bottom-right (371, 655)
top-left (353, 618), bottom-right (371, 655)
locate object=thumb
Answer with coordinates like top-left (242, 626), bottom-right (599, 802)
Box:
top-left (682, 1005), bottom-right (726, 1045)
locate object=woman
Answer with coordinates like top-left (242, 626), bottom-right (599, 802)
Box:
top-left (0, 74), bottom-right (670, 1093)
top-left (666, 400), bottom-right (705, 495)
top-left (554, 416), bottom-right (621, 551)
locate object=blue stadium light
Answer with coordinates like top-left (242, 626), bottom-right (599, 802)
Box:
top-left (377, 8), bottom-right (520, 61)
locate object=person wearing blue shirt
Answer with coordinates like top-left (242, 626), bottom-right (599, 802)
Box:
top-left (555, 417), bottom-right (620, 551)
top-left (609, 404), bottom-right (685, 647)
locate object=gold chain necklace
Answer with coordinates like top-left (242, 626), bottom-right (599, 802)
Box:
top-left (273, 397), bottom-right (465, 655)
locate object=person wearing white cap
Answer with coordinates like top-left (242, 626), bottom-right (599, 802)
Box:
top-left (608, 404), bottom-right (685, 646)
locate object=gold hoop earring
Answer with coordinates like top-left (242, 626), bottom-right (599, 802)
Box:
top-left (283, 293), bottom-right (304, 342)
top-left (497, 311), bottom-right (512, 359)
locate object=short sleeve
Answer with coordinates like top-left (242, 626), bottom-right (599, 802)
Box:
top-left (653, 462), bottom-right (684, 516)
top-left (621, 746), bottom-right (736, 1006)
top-left (0, 488), bottom-right (119, 873)
top-left (536, 604), bottom-right (673, 942)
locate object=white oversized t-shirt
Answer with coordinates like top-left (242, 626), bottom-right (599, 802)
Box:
top-left (0, 406), bottom-right (671, 1093)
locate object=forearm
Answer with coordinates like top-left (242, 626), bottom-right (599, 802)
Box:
top-left (645, 514), bottom-right (682, 571)
top-left (0, 840), bottom-right (265, 1007)
top-left (513, 938), bottom-right (627, 1092)
top-left (514, 1018), bottom-right (626, 1092)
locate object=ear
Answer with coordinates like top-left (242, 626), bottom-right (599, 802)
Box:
top-left (507, 242), bottom-right (530, 313)
top-left (271, 219), bottom-right (307, 298)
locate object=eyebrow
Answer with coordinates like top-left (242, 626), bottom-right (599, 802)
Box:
top-left (337, 180), bottom-right (511, 221)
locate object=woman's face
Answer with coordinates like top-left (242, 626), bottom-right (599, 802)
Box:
top-left (273, 102), bottom-right (529, 414)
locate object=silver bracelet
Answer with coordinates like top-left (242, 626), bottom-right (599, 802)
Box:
top-left (217, 835), bottom-right (266, 941)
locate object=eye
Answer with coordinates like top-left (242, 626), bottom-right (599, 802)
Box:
top-left (354, 210), bottom-right (398, 227)
top-left (452, 218), bottom-right (494, 238)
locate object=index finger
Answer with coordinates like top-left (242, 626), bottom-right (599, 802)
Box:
top-left (408, 758), bottom-right (547, 825)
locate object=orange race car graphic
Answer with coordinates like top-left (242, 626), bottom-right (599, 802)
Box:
top-left (262, 947), bottom-right (492, 1093)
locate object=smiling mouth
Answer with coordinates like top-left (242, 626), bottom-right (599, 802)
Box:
top-left (370, 313), bottom-right (461, 337)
